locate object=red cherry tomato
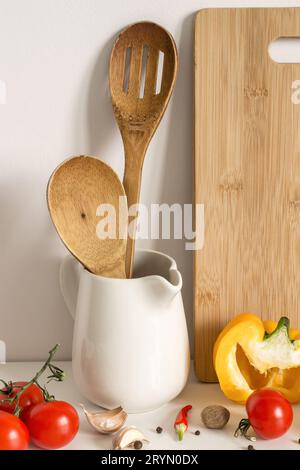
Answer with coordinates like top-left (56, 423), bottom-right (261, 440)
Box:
top-left (0, 381), bottom-right (44, 415)
top-left (246, 389), bottom-right (293, 439)
top-left (23, 401), bottom-right (79, 449)
top-left (0, 411), bottom-right (29, 450)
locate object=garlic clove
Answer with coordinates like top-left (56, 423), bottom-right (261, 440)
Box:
top-left (80, 403), bottom-right (127, 434)
top-left (112, 426), bottom-right (149, 450)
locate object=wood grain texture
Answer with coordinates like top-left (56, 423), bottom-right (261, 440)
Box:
top-left (194, 8), bottom-right (300, 382)
top-left (109, 22), bottom-right (178, 278)
top-left (47, 155), bottom-right (127, 278)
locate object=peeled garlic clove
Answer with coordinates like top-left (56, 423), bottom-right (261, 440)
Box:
top-left (113, 426), bottom-right (149, 450)
top-left (80, 403), bottom-right (127, 434)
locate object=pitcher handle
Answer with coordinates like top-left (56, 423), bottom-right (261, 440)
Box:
top-left (59, 256), bottom-right (82, 320)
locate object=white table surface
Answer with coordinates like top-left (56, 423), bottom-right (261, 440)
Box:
top-left (0, 361), bottom-right (299, 451)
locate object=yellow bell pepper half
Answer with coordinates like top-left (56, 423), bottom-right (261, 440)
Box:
top-left (213, 314), bottom-right (300, 404)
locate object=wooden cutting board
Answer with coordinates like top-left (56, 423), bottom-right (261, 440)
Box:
top-left (194, 8), bottom-right (300, 382)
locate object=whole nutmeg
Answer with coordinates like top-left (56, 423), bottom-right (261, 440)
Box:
top-left (201, 405), bottom-right (230, 429)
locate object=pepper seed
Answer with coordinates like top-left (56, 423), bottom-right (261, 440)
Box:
top-left (156, 426), bottom-right (163, 434)
top-left (134, 440), bottom-right (143, 450)
top-left (195, 430), bottom-right (200, 436)
top-left (247, 445), bottom-right (255, 450)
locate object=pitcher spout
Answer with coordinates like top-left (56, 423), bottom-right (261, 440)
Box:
top-left (168, 268), bottom-right (183, 297)
top-left (154, 266), bottom-right (183, 306)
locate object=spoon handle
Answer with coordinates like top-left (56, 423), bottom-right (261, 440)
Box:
top-left (123, 143), bottom-right (147, 278)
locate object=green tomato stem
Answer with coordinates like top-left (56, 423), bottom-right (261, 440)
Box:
top-left (0, 344), bottom-right (64, 416)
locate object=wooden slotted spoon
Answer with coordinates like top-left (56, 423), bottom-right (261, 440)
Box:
top-left (47, 155), bottom-right (127, 278)
top-left (109, 22), bottom-right (178, 278)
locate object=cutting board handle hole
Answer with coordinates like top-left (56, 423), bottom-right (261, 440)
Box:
top-left (269, 37), bottom-right (300, 63)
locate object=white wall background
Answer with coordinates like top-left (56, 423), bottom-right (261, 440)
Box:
top-left (0, 0), bottom-right (299, 360)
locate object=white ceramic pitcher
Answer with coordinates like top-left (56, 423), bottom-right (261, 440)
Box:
top-left (60, 248), bottom-right (190, 413)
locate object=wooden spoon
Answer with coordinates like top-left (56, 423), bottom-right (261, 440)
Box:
top-left (47, 155), bottom-right (127, 278)
top-left (109, 22), bottom-right (178, 278)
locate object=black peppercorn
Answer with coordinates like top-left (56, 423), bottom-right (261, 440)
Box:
top-left (156, 426), bottom-right (163, 434)
top-left (195, 430), bottom-right (200, 436)
top-left (247, 445), bottom-right (255, 450)
top-left (134, 440), bottom-right (143, 450)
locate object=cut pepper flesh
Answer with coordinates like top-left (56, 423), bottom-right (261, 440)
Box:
top-left (213, 314), bottom-right (300, 404)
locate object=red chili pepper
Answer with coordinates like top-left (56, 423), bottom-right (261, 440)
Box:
top-left (174, 405), bottom-right (192, 441)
